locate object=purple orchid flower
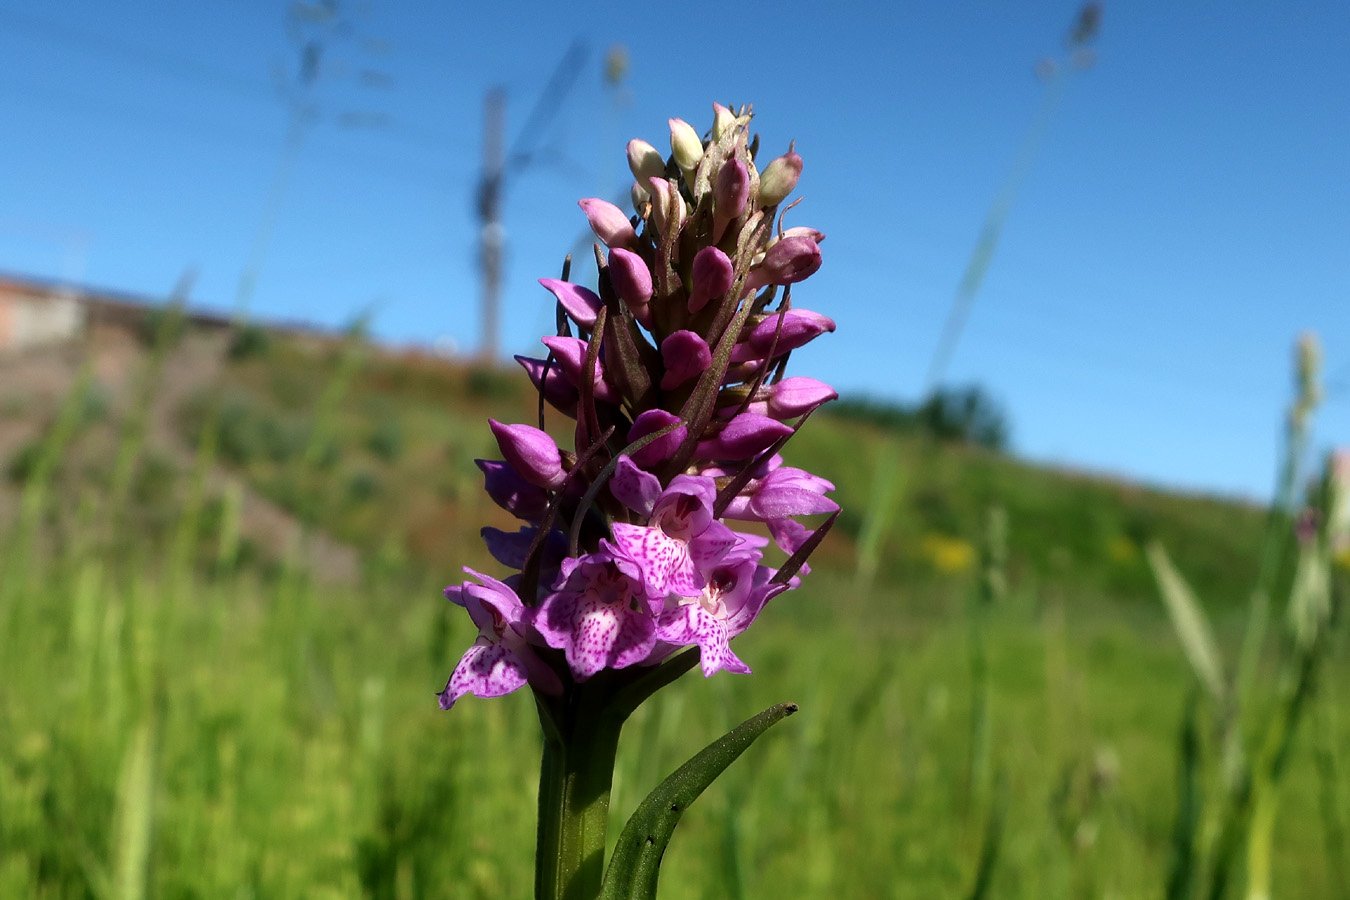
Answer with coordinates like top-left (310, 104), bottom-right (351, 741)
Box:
top-left (655, 551), bottom-right (787, 677)
top-left (481, 525), bottom-right (567, 582)
top-left (609, 474), bottom-right (740, 599)
top-left (439, 569), bottom-right (562, 710)
top-left (539, 278), bottom-right (603, 329)
top-left (441, 105), bottom-right (838, 722)
top-left (489, 420), bottom-right (567, 491)
top-left (533, 550), bottom-right (658, 680)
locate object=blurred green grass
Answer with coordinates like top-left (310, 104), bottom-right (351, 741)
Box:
top-left (0, 326), bottom-right (1343, 897)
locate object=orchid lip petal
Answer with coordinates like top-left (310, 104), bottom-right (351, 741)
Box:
top-left (438, 640), bottom-right (528, 709)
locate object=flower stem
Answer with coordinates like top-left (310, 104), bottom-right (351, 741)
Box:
top-left (535, 686), bottom-right (624, 900)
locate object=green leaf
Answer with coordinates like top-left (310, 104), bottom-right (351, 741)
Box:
top-left (600, 702), bottom-right (799, 900)
top-left (1146, 542), bottom-right (1226, 703)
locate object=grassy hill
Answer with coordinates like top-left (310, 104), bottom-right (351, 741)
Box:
top-left (3, 311), bottom-right (1270, 602)
top-left (1, 310), bottom-right (1343, 899)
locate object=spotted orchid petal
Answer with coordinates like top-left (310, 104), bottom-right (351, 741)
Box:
top-left (656, 604), bottom-right (750, 677)
top-left (438, 640), bottom-right (529, 709)
top-left (609, 475), bottom-right (738, 598)
top-left (534, 552), bottom-right (657, 680)
top-left (439, 569), bottom-right (561, 708)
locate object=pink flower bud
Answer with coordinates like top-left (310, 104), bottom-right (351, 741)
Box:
top-left (699, 413), bottom-right (795, 460)
top-left (475, 458), bottom-right (550, 520)
top-left (777, 226), bottom-right (825, 244)
top-left (538, 278), bottom-right (602, 328)
top-left (489, 420), bottom-right (566, 490)
top-left (668, 117), bottom-right (704, 173)
top-left (713, 157), bottom-right (750, 241)
top-left (688, 246), bottom-right (735, 313)
top-left (515, 355), bottom-right (580, 415)
top-left (578, 198), bottom-right (637, 249)
top-left (745, 235), bottom-right (821, 290)
top-left (647, 177), bottom-right (686, 239)
top-left (607, 247), bottom-right (654, 319)
top-left (766, 376), bottom-right (838, 418)
top-left (731, 309), bottom-right (836, 362)
top-left (628, 409), bottom-right (687, 468)
top-left (626, 138), bottom-right (666, 184)
top-left (758, 149), bottom-right (803, 206)
top-left (660, 330), bottom-right (712, 390)
top-left (541, 336), bottom-right (620, 403)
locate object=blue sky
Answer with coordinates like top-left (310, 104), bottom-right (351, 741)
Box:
top-left (1, 1), bottom-right (1346, 500)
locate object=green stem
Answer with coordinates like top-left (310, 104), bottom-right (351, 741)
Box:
top-left (535, 686), bottom-right (625, 900)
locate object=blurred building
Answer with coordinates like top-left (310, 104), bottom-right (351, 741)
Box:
top-left (0, 273), bottom-right (259, 355)
top-left (0, 276), bottom-right (86, 352)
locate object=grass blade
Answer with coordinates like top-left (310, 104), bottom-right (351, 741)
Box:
top-left (1146, 542), bottom-right (1227, 703)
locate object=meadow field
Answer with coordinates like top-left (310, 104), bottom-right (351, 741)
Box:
top-left (1, 322), bottom-right (1345, 898)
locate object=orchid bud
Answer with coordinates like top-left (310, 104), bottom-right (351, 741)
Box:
top-left (607, 247), bottom-right (654, 316)
top-left (628, 409), bottom-right (687, 468)
top-left (489, 420), bottom-right (566, 490)
top-left (745, 235), bottom-right (821, 290)
top-left (712, 157), bottom-right (750, 241)
top-left (668, 117), bottom-right (704, 174)
top-left (772, 226), bottom-right (826, 246)
top-left (626, 138), bottom-right (666, 184)
top-left (648, 177), bottom-right (686, 239)
top-left (630, 181), bottom-right (650, 213)
top-left (732, 309), bottom-right (836, 362)
top-left (515, 355), bottom-right (580, 414)
top-left (711, 103), bottom-right (737, 141)
top-left (541, 336), bottom-right (620, 403)
top-left (660, 330), bottom-right (712, 390)
top-left (757, 149), bottom-right (803, 206)
top-left (578, 198), bottom-right (637, 249)
top-left (699, 412), bottom-right (795, 460)
top-left (479, 528), bottom-right (540, 577)
top-left (538, 278), bottom-right (602, 328)
top-left (766, 376), bottom-right (838, 418)
top-left (475, 459), bottom-right (550, 521)
top-left (688, 246), bottom-right (735, 314)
